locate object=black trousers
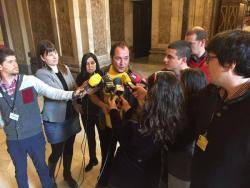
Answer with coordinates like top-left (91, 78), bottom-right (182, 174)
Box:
top-left (48, 135), bottom-right (76, 164)
top-left (97, 127), bottom-right (117, 186)
top-left (82, 114), bottom-right (102, 161)
top-left (82, 114), bottom-right (117, 186)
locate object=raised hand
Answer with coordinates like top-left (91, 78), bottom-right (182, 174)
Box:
top-left (119, 96), bottom-right (131, 112)
top-left (132, 85), bottom-right (147, 100)
top-left (107, 95), bottom-right (119, 110)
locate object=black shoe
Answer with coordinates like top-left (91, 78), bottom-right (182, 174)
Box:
top-left (85, 158), bottom-right (98, 172)
top-left (63, 155), bottom-right (78, 188)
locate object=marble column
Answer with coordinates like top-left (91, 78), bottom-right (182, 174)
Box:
top-left (2, 0), bottom-right (31, 74)
top-left (149, 0), bottom-right (184, 63)
top-left (79, 0), bottom-right (111, 67)
top-left (149, 0), bottom-right (215, 63)
top-left (187, 0), bottom-right (214, 37)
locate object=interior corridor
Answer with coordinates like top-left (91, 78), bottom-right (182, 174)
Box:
top-left (0, 60), bottom-right (164, 188)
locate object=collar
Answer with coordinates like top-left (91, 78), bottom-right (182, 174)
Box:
top-left (0, 75), bottom-right (18, 87)
top-left (190, 51), bottom-right (207, 63)
top-left (108, 65), bottom-right (128, 79)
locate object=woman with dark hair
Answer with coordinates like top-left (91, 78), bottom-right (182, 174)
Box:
top-left (167, 68), bottom-right (207, 188)
top-left (107, 71), bottom-right (186, 188)
top-left (76, 53), bottom-right (104, 172)
top-left (35, 40), bottom-right (81, 188)
top-left (181, 68), bottom-right (207, 102)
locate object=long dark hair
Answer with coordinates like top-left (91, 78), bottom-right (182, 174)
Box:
top-left (76, 52), bottom-right (101, 86)
top-left (142, 71), bottom-right (185, 148)
top-left (180, 68), bottom-right (207, 101)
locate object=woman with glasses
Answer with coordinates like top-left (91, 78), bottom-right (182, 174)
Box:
top-left (76, 53), bottom-right (104, 172)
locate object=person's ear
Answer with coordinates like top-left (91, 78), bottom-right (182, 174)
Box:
top-left (0, 65), bottom-right (2, 71)
top-left (201, 39), bottom-right (206, 46)
top-left (181, 57), bottom-right (187, 64)
top-left (40, 55), bottom-right (46, 62)
top-left (223, 62), bottom-right (236, 72)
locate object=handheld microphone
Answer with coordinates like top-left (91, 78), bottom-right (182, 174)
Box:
top-left (113, 77), bottom-right (124, 96)
top-left (127, 70), bottom-right (147, 86)
top-left (128, 70), bottom-right (141, 84)
top-left (121, 72), bottom-right (136, 90)
top-left (102, 74), bottom-right (115, 94)
top-left (79, 73), bottom-right (102, 95)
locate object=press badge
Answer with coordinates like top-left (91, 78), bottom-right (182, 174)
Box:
top-left (196, 134), bottom-right (208, 151)
top-left (9, 112), bottom-right (19, 121)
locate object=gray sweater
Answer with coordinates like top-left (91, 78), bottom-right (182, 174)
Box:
top-left (0, 74), bottom-right (74, 140)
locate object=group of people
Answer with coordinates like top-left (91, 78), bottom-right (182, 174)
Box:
top-left (0, 27), bottom-right (249, 188)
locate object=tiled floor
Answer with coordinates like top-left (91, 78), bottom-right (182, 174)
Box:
top-left (0, 60), bottom-right (163, 188)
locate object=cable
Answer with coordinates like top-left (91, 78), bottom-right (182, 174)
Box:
top-left (78, 113), bottom-right (87, 186)
top-left (78, 96), bottom-right (90, 187)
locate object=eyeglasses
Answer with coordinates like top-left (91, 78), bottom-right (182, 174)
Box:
top-left (206, 54), bottom-right (217, 64)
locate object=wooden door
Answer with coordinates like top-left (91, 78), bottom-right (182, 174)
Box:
top-left (133, 0), bottom-right (152, 58)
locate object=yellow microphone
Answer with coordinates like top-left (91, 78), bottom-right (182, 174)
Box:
top-left (88, 73), bottom-right (102, 87)
top-left (121, 72), bottom-right (136, 90)
top-left (79, 73), bottom-right (102, 95)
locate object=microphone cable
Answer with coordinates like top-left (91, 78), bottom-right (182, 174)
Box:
top-left (77, 97), bottom-right (88, 187)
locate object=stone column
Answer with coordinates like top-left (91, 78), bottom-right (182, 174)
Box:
top-left (2, 0), bottom-right (31, 74)
top-left (149, 0), bottom-right (184, 63)
top-left (79, 0), bottom-right (111, 67)
top-left (187, 0), bottom-right (214, 37)
top-left (49, 0), bottom-right (112, 73)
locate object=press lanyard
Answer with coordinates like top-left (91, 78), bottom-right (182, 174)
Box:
top-left (0, 75), bottom-right (19, 112)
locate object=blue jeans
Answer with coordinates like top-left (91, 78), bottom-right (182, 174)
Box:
top-left (7, 132), bottom-right (53, 188)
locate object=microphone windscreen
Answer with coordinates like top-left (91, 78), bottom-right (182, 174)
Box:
top-left (88, 73), bottom-right (102, 87)
top-left (128, 71), bottom-right (141, 84)
top-left (121, 73), bottom-right (132, 83)
top-left (103, 74), bottom-right (115, 92)
top-left (121, 73), bottom-right (135, 89)
top-left (113, 77), bottom-right (124, 94)
top-left (113, 77), bottom-right (122, 86)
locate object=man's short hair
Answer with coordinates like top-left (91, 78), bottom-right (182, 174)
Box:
top-left (0, 47), bottom-right (15, 65)
top-left (207, 29), bottom-right (250, 78)
top-left (168, 40), bottom-right (191, 61)
top-left (110, 41), bottom-right (129, 58)
top-left (186, 27), bottom-right (207, 41)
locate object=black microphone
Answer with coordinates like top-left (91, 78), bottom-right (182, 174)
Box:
top-left (102, 74), bottom-right (115, 94)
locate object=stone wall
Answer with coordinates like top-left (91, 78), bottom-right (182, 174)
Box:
top-left (109, 0), bottom-right (124, 43)
top-left (56, 0), bottom-right (73, 57)
top-left (91, 0), bottom-right (109, 56)
top-left (4, 0), bottom-right (27, 68)
top-left (28, 0), bottom-right (54, 49)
